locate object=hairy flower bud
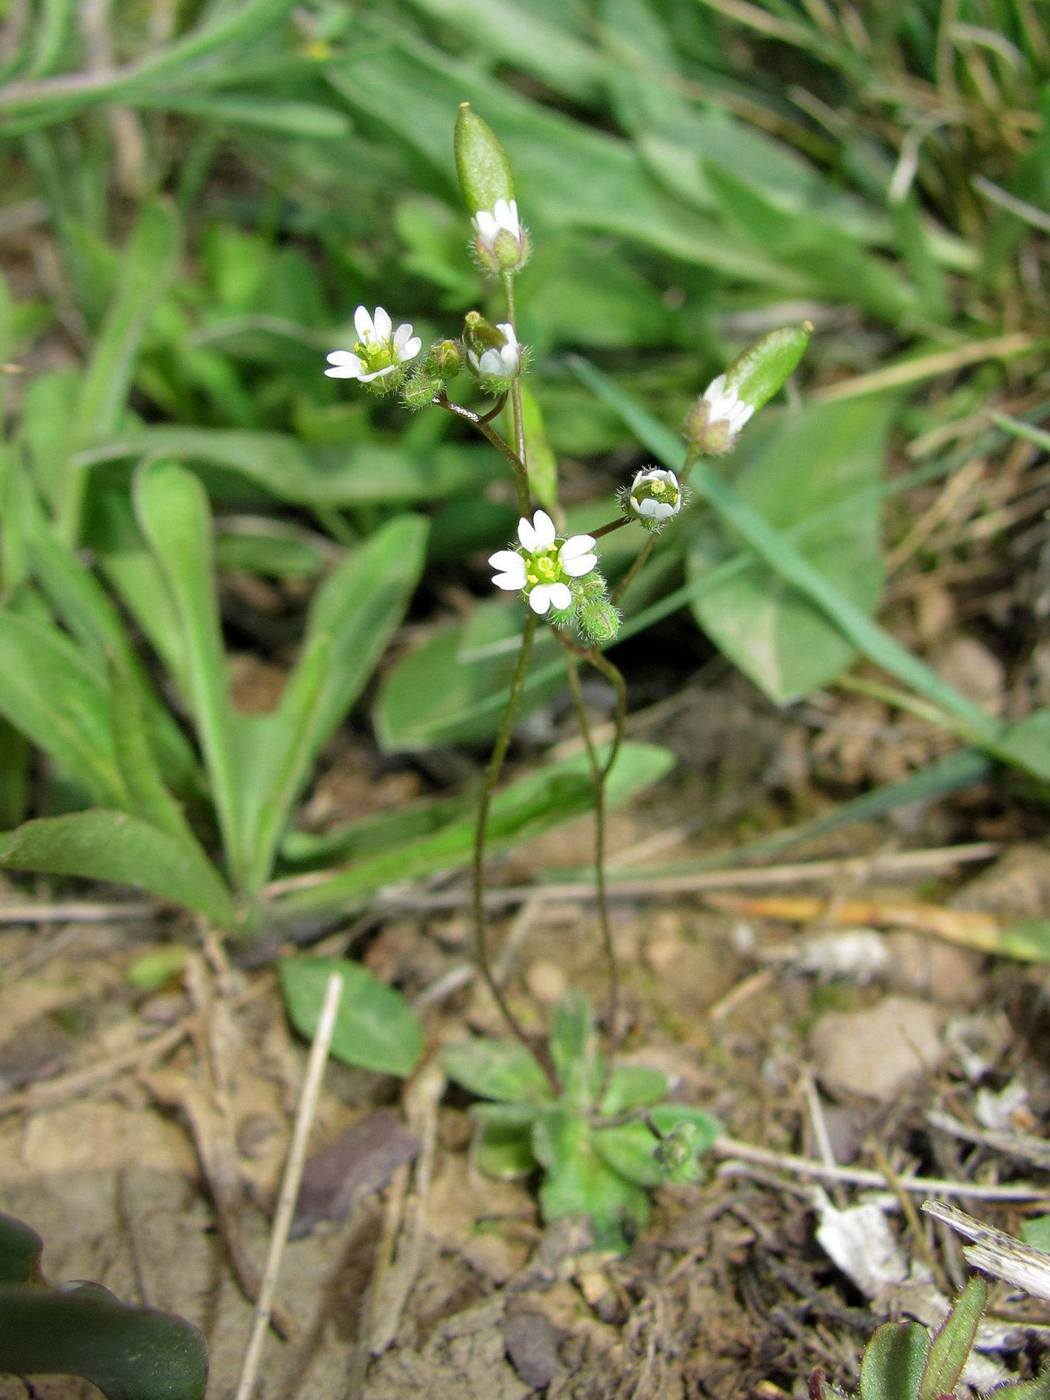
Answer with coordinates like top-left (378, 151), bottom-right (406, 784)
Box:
top-left (624, 467), bottom-right (682, 530)
top-left (574, 571), bottom-right (621, 646)
top-left (463, 311), bottom-right (524, 391)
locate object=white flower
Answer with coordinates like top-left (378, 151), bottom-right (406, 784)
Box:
top-left (324, 305), bottom-right (422, 384)
top-left (701, 373), bottom-right (753, 436)
top-left (489, 510), bottom-right (597, 616)
top-left (628, 467), bottom-right (682, 521)
top-left (471, 198), bottom-right (528, 272)
top-left (467, 322), bottom-right (521, 379)
top-left (472, 198), bottom-right (520, 250)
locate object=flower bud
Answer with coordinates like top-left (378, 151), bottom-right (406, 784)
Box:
top-left (575, 572), bottom-right (621, 646)
top-left (400, 366), bottom-right (443, 411)
top-left (463, 311), bottom-right (524, 392)
top-left (653, 1122), bottom-right (702, 1185)
top-left (683, 321), bottom-right (812, 456)
top-left (430, 338), bottom-right (463, 380)
top-left (454, 103), bottom-right (514, 217)
top-left (624, 467), bottom-right (682, 530)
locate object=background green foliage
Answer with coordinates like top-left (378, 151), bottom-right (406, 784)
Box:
top-left (0, 0), bottom-right (1046, 909)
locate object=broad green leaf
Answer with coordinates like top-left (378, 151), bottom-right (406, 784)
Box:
top-left (688, 396), bottom-right (893, 702)
top-left (134, 460), bottom-right (242, 883)
top-left (593, 1106), bottom-right (719, 1188)
top-left (279, 956), bottom-right (422, 1077)
top-left (0, 811), bottom-right (237, 928)
top-left (59, 203), bottom-right (181, 542)
top-left (23, 492), bottom-right (202, 797)
top-left (137, 94), bottom-right (350, 138)
top-left (441, 1038), bottom-right (554, 1106)
top-left (272, 742), bottom-right (675, 917)
top-left (532, 1109), bottom-right (649, 1252)
top-left (860, 1322), bottom-right (928, 1400)
top-left (0, 1285), bottom-right (208, 1400)
top-left (79, 429), bottom-right (498, 506)
top-left (238, 515), bottom-right (428, 893)
top-left (0, 612), bottom-right (124, 805)
top-left (281, 793), bottom-right (466, 869)
top-left (374, 598), bottom-right (561, 751)
top-left (600, 1065), bottom-right (669, 1116)
top-left (919, 1277), bottom-right (987, 1400)
top-left (516, 384), bottom-right (557, 512)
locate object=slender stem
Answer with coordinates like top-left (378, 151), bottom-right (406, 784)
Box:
top-left (433, 391), bottom-right (529, 512)
top-left (473, 612), bottom-right (556, 1084)
top-left (501, 271), bottom-right (528, 491)
top-left (611, 536), bottom-right (654, 606)
top-left (555, 630), bottom-right (627, 1055)
top-left (591, 517), bottom-right (631, 540)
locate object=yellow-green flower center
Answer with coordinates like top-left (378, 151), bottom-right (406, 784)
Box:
top-left (524, 548), bottom-right (563, 590)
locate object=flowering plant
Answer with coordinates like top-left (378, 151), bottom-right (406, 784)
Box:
top-left (321, 102), bottom-right (811, 1246)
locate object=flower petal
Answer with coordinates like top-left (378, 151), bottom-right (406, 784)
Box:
top-left (479, 348), bottom-right (502, 376)
top-left (402, 336), bottom-right (422, 361)
top-left (528, 584), bottom-right (552, 615)
top-left (373, 306), bottom-right (392, 341)
top-left (488, 550), bottom-right (525, 576)
top-left (517, 515), bottom-right (538, 551)
top-left (393, 323), bottom-right (412, 353)
top-left (492, 572), bottom-right (524, 591)
top-left (354, 305), bottom-right (374, 341)
top-left (474, 210), bottom-right (498, 242)
top-left (358, 364), bottom-right (397, 383)
top-left (326, 350), bottom-right (363, 369)
top-left (549, 583), bottom-right (571, 610)
top-left (531, 510), bottom-right (556, 549)
top-left (561, 553), bottom-right (596, 577)
top-left (324, 362), bottom-right (364, 379)
top-left (559, 534), bottom-right (595, 560)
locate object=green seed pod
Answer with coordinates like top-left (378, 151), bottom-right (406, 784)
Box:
top-left (576, 577), bottom-right (621, 646)
top-left (454, 103), bottom-right (514, 215)
top-left (430, 339), bottom-right (463, 380)
top-left (724, 321), bottom-right (813, 413)
top-left (400, 367), bottom-right (443, 411)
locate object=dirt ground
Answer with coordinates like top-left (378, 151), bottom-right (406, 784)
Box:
top-left (3, 659), bottom-right (1050, 1400)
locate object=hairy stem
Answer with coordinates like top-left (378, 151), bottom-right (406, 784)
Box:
top-left (473, 612), bottom-right (556, 1084)
top-left (433, 391), bottom-right (529, 510)
top-left (501, 271), bottom-right (528, 497)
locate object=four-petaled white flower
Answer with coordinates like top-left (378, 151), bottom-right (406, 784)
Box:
top-left (489, 510), bottom-right (597, 616)
top-left (701, 373), bottom-right (753, 437)
top-left (467, 322), bottom-right (521, 379)
top-left (628, 467), bottom-right (682, 522)
top-left (325, 305), bottom-right (422, 384)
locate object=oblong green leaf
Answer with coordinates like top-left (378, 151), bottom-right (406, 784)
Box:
top-left (0, 612), bottom-right (124, 805)
top-left (919, 1277), bottom-right (987, 1400)
top-left (0, 1284), bottom-right (207, 1400)
top-left (238, 515), bottom-right (428, 892)
top-left (441, 1038), bottom-right (553, 1106)
top-left (279, 956), bottom-right (422, 1077)
top-left (688, 396), bottom-right (892, 703)
top-left (860, 1322), bottom-right (929, 1400)
top-left (0, 811), bottom-right (237, 928)
top-left (134, 459), bottom-right (242, 883)
top-left (594, 1106), bottom-right (719, 1188)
